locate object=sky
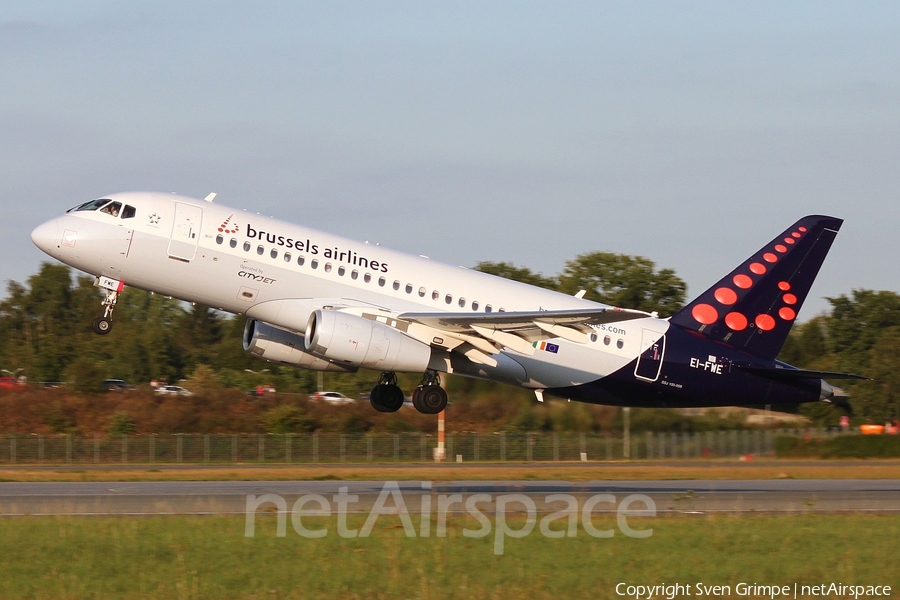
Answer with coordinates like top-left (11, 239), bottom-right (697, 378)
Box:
top-left (2, 1), bottom-right (899, 320)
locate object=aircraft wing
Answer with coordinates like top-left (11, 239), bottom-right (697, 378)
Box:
top-left (396, 307), bottom-right (652, 361)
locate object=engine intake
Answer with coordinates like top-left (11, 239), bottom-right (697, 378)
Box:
top-left (305, 310), bottom-right (432, 372)
top-left (243, 319), bottom-right (357, 372)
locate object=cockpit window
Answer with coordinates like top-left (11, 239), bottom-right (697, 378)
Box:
top-left (68, 198), bottom-right (112, 213)
top-left (100, 202), bottom-right (122, 217)
top-left (121, 205), bottom-right (136, 219)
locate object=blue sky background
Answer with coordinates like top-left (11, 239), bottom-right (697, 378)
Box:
top-left (2, 1), bottom-right (898, 319)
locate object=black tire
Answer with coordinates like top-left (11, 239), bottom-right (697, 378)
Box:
top-left (370, 384), bottom-right (404, 413)
top-left (92, 317), bottom-right (112, 335)
top-left (416, 385), bottom-right (447, 414)
top-left (380, 384), bottom-right (405, 412)
top-left (411, 386), bottom-right (425, 412)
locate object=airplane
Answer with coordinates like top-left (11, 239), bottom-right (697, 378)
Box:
top-left (30, 191), bottom-right (863, 414)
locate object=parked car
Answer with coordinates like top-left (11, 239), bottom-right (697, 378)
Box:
top-left (101, 379), bottom-right (132, 392)
top-left (311, 391), bottom-right (354, 405)
top-left (0, 377), bottom-right (20, 390)
top-left (155, 385), bottom-right (193, 397)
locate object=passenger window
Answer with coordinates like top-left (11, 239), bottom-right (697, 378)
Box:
top-left (311, 259), bottom-right (318, 269)
top-left (418, 287), bottom-right (426, 297)
top-left (405, 284), bottom-right (413, 294)
top-left (378, 277), bottom-right (386, 287)
top-left (284, 253), bottom-right (291, 262)
top-left (257, 245), bottom-right (264, 255)
top-left (432, 290), bottom-right (439, 301)
top-left (499, 308), bottom-right (506, 312)
top-left (591, 333), bottom-right (598, 343)
top-left (216, 234), bottom-right (223, 245)
top-left (485, 305), bottom-right (493, 313)
top-left (617, 339), bottom-right (624, 349)
top-left (458, 297), bottom-right (466, 308)
top-left (393, 280), bottom-right (400, 291)
top-left (121, 205), bottom-right (136, 219)
top-left (472, 301), bottom-right (479, 311)
top-left (230, 239), bottom-right (237, 248)
top-left (338, 266), bottom-right (345, 276)
top-left (445, 294), bottom-right (452, 304)
top-left (243, 242), bottom-right (251, 252)
top-left (604, 336), bottom-right (610, 345)
top-left (325, 263), bottom-right (332, 273)
top-left (270, 249), bottom-right (278, 259)
top-left (364, 273), bottom-right (371, 283)
top-left (351, 270), bottom-right (359, 280)
top-left (298, 256), bottom-right (305, 266)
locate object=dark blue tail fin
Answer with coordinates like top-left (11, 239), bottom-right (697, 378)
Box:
top-left (670, 215), bottom-right (843, 360)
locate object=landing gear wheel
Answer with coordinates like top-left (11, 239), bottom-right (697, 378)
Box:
top-left (92, 282), bottom-right (122, 336)
top-left (369, 372), bottom-right (404, 413)
top-left (380, 384), bottom-right (404, 412)
top-left (92, 317), bottom-right (112, 335)
top-left (412, 384), bottom-right (447, 414)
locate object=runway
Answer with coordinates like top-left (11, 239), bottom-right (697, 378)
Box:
top-left (2, 479), bottom-right (899, 515)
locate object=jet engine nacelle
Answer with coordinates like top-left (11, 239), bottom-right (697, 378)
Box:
top-left (305, 309), bottom-right (432, 372)
top-left (243, 319), bottom-right (357, 372)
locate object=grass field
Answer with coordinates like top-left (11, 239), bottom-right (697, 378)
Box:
top-left (0, 513), bottom-right (897, 599)
top-left (1, 460), bottom-right (900, 482)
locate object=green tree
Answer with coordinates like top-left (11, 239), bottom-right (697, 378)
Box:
top-left (847, 328), bottom-right (900, 424)
top-left (558, 253), bottom-right (686, 316)
top-left (474, 261), bottom-right (558, 290)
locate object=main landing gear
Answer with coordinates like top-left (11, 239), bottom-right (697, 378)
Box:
top-left (91, 278), bottom-right (123, 335)
top-left (369, 372), bottom-right (405, 413)
top-left (369, 370), bottom-right (449, 415)
top-left (411, 370), bottom-right (448, 415)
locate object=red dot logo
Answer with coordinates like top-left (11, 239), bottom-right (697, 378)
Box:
top-left (798, 226), bottom-right (807, 232)
top-left (783, 293), bottom-right (797, 305)
top-left (733, 274), bottom-right (753, 289)
top-left (778, 281), bottom-right (791, 291)
top-left (779, 307), bottom-right (796, 320)
top-left (749, 262), bottom-right (766, 275)
top-left (763, 253), bottom-right (778, 263)
top-left (715, 287), bottom-right (738, 305)
top-left (775, 244), bottom-right (787, 253)
top-left (692, 304), bottom-right (719, 325)
top-left (218, 215), bottom-right (240, 234)
top-left (792, 232), bottom-right (801, 238)
top-left (784, 237), bottom-right (795, 245)
top-left (755, 314), bottom-right (776, 331)
top-left (725, 312), bottom-right (748, 331)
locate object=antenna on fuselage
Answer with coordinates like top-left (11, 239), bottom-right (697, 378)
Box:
top-left (204, 193), bottom-right (217, 203)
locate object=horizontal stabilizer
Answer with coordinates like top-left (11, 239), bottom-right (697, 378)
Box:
top-left (735, 365), bottom-right (867, 381)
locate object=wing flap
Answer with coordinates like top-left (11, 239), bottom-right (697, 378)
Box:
top-left (399, 307), bottom-right (651, 335)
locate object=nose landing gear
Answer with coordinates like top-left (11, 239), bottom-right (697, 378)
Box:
top-left (92, 277), bottom-right (124, 335)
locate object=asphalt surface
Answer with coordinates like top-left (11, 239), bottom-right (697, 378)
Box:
top-left (1, 479), bottom-right (899, 515)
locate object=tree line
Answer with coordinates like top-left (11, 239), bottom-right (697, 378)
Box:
top-left (1, 256), bottom-right (898, 426)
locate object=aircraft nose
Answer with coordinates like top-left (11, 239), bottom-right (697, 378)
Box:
top-left (31, 219), bottom-right (59, 252)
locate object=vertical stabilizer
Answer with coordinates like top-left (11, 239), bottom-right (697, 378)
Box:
top-left (670, 215), bottom-right (843, 359)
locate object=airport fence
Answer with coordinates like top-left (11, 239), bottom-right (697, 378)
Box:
top-left (0, 429), bottom-right (850, 464)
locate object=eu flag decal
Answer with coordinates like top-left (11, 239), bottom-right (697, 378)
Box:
top-left (533, 341), bottom-right (560, 354)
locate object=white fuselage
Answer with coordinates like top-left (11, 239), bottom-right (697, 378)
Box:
top-left (31, 192), bottom-right (668, 391)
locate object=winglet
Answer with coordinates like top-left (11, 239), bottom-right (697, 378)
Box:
top-left (670, 215), bottom-right (843, 360)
